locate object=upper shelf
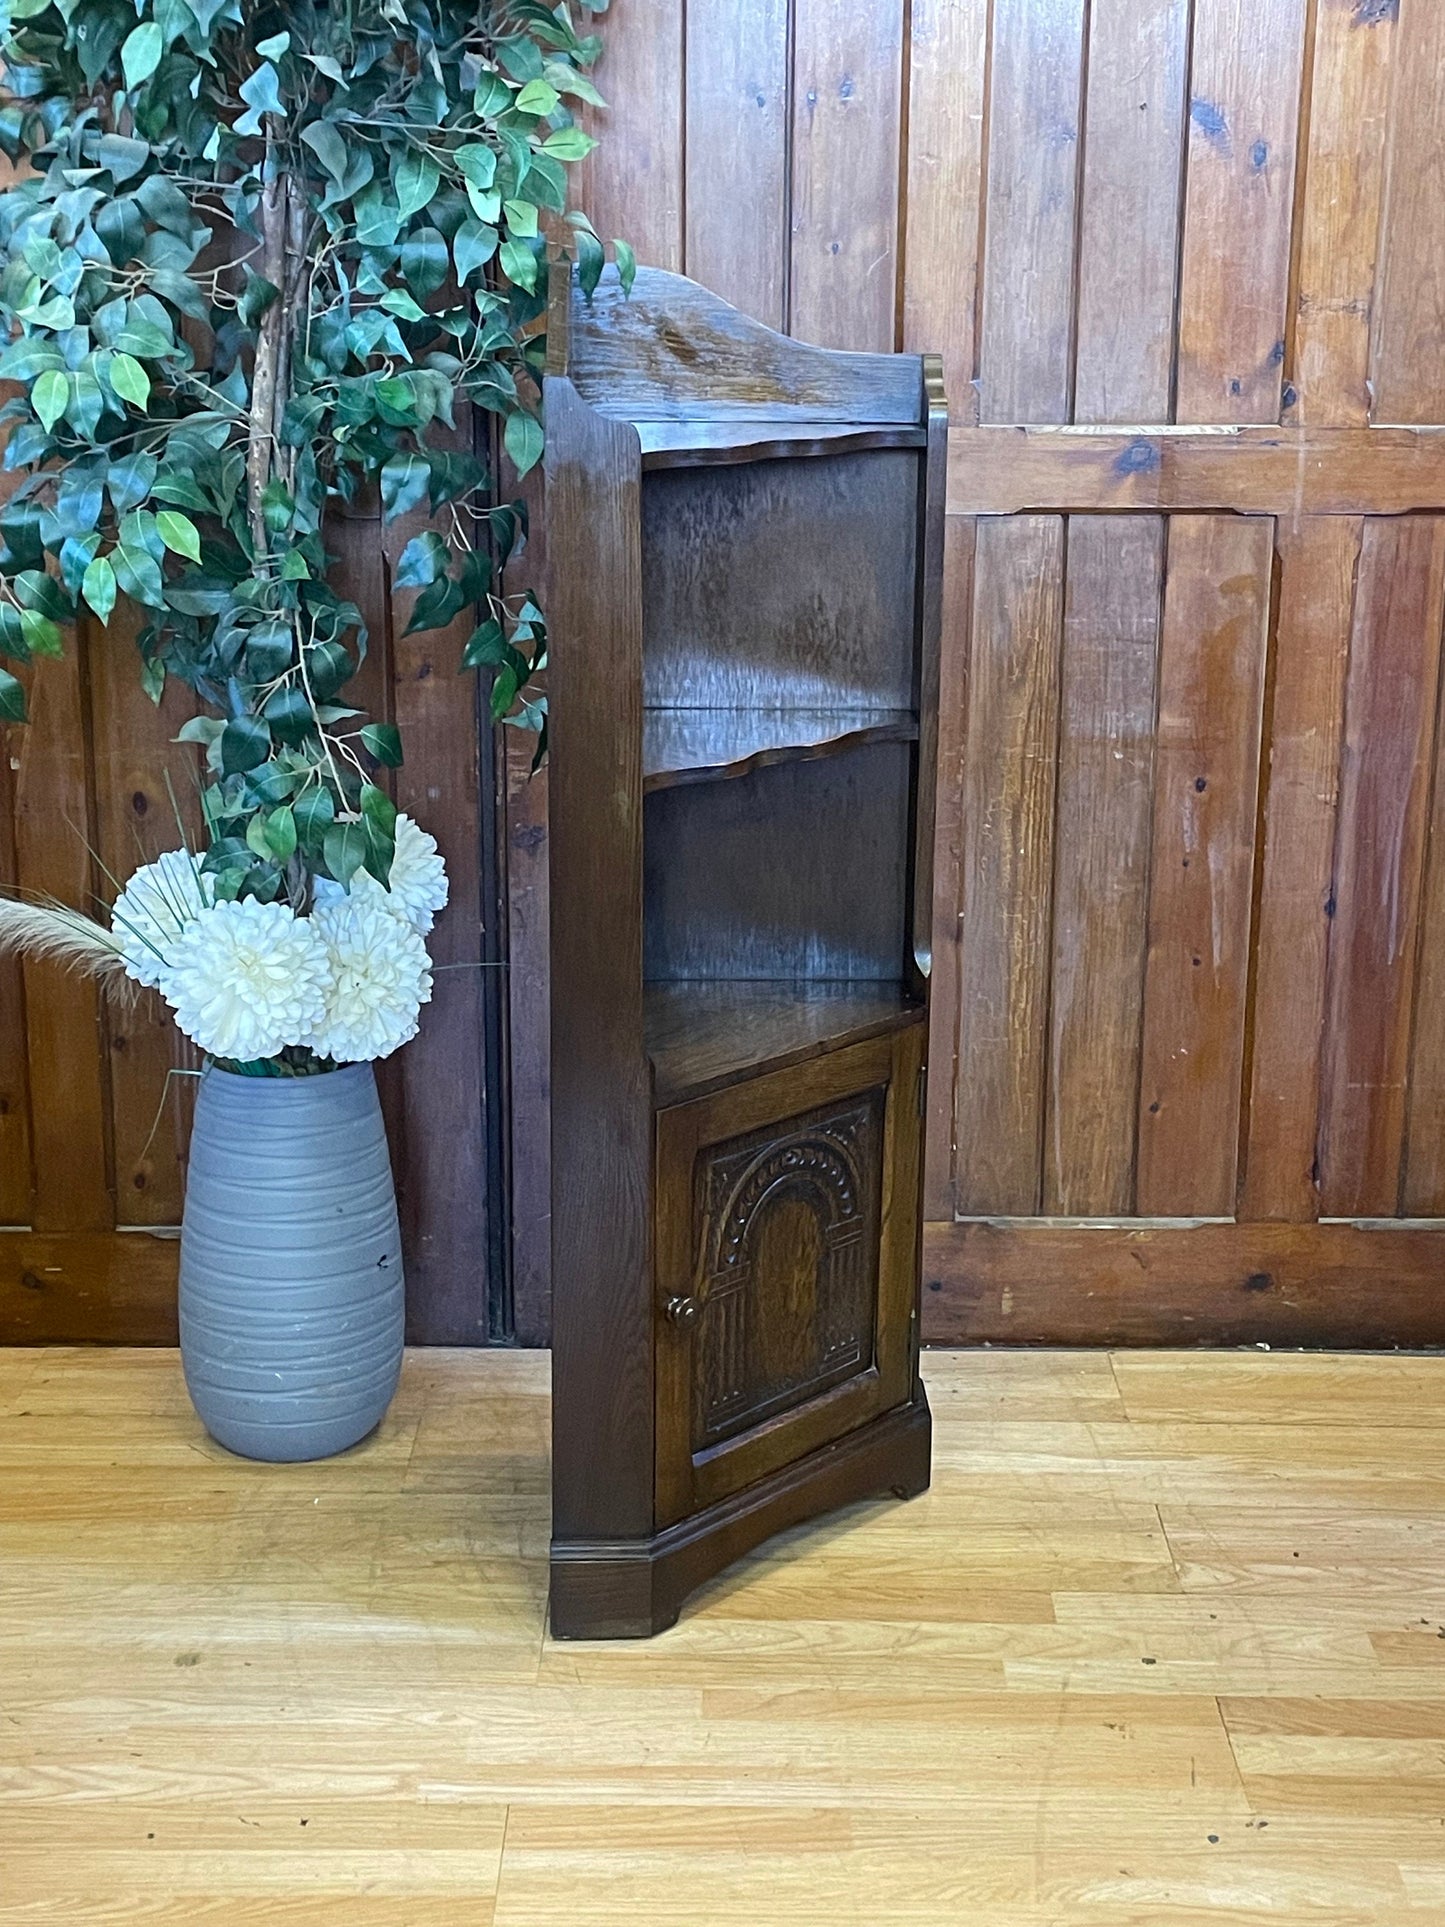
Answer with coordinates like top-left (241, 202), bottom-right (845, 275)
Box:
top-left (637, 421), bottom-right (928, 470)
top-left (643, 707), bottom-right (917, 793)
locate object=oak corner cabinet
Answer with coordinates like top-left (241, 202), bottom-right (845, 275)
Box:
top-left (543, 263), bottom-right (946, 1639)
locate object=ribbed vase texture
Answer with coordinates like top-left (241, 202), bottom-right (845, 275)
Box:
top-left (180, 1063), bottom-right (404, 1462)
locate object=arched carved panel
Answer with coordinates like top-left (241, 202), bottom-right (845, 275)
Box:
top-left (692, 1089), bottom-right (885, 1449)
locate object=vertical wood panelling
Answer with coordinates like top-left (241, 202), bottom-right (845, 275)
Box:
top-left (10, 653), bottom-right (111, 1232)
top-left (578, 3), bottom-right (684, 271)
top-left (1403, 658), bottom-right (1445, 1217)
top-left (955, 515), bottom-right (1064, 1215)
top-left (1290, 0), bottom-right (1397, 427)
top-left (0, 730), bottom-right (31, 1224)
top-left (685, 0), bottom-right (791, 328)
top-left (1371, 0), bottom-right (1445, 425)
top-left (1318, 516), bottom-right (1445, 1217)
top-left (384, 510), bottom-right (494, 1347)
top-left (789, 0), bottom-right (904, 349)
top-left (86, 607), bottom-right (199, 1227)
top-left (1044, 515), bottom-right (1163, 1216)
top-left (1136, 516), bottom-right (1273, 1217)
top-left (923, 517), bottom-right (975, 1219)
top-left (1073, 0), bottom-right (1190, 424)
top-left (977, 0), bottom-right (1087, 423)
top-left (1175, 0), bottom-right (1308, 423)
top-left (901, 0), bottom-right (989, 417)
top-left (1240, 516), bottom-right (1358, 1223)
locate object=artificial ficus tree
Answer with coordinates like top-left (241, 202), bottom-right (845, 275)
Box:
top-left (0, 0), bottom-right (629, 903)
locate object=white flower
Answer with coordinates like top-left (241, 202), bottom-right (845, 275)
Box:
top-left (304, 892), bottom-right (432, 1063)
top-left (111, 849), bottom-right (214, 988)
top-left (161, 898), bottom-right (331, 1062)
top-left (311, 813), bottom-right (449, 935)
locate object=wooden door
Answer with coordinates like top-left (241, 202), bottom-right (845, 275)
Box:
top-left (512, 0), bottom-right (1445, 1348)
top-left (653, 1026), bottom-right (924, 1524)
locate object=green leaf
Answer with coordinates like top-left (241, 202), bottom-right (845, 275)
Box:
top-left (18, 609), bottom-right (64, 658)
top-left (262, 685), bottom-right (315, 745)
top-left (503, 198), bottom-right (539, 239)
top-left (361, 722), bottom-right (404, 768)
top-left (323, 818), bottom-right (367, 885)
top-left (461, 617), bottom-right (506, 669)
top-left (380, 451), bottom-right (431, 521)
top-left (499, 237), bottom-right (539, 293)
top-left (394, 531), bottom-right (450, 588)
top-left (394, 149), bottom-right (440, 219)
top-left (541, 127), bottom-right (595, 161)
top-left (0, 667), bottom-right (25, 723)
top-left (293, 785), bottom-right (335, 852)
top-left (614, 238), bottom-right (637, 296)
top-left (504, 409), bottom-right (544, 479)
top-left (514, 77), bottom-right (561, 116)
top-left (107, 452), bottom-right (160, 514)
top-left (112, 540), bottom-right (166, 609)
top-left (109, 352), bottom-right (151, 410)
top-left (32, 370), bottom-right (67, 432)
top-left (262, 804), bottom-right (297, 862)
top-left (576, 228), bottom-right (605, 298)
top-left (81, 555), bottom-right (117, 624)
top-left (453, 217), bottom-right (498, 282)
top-left (300, 120), bottom-right (349, 185)
top-left (221, 715), bottom-right (271, 775)
top-left (121, 20), bottom-right (163, 91)
top-left (473, 70), bottom-right (514, 117)
top-left (455, 144), bottom-right (498, 190)
top-left (155, 511), bottom-right (201, 563)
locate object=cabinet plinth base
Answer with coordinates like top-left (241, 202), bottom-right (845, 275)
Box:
top-left (548, 1387), bottom-right (932, 1640)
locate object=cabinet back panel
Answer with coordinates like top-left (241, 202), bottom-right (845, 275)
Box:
top-left (641, 451), bottom-right (920, 709)
top-left (644, 741), bottom-right (912, 981)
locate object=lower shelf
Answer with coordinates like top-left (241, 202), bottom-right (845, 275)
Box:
top-left (645, 979), bottom-right (924, 1106)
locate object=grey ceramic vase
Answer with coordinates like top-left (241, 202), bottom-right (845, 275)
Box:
top-left (179, 1062), bottom-right (404, 1462)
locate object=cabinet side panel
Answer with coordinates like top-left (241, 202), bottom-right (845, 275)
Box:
top-left (545, 379), bottom-right (654, 1542)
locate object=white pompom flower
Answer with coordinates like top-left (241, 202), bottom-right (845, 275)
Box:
top-left (311, 812), bottom-right (449, 935)
top-left (110, 849), bottom-right (214, 988)
top-left (305, 892), bottom-right (433, 1064)
top-left (161, 898), bottom-right (331, 1062)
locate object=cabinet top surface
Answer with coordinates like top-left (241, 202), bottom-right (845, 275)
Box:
top-left (548, 264), bottom-right (934, 430)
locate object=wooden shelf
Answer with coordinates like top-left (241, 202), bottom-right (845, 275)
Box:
top-left (645, 980), bottom-right (924, 1106)
top-left (643, 708), bottom-right (917, 793)
top-left (637, 421), bottom-right (927, 469)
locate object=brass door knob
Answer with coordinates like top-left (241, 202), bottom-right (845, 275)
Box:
top-left (664, 1295), bottom-right (700, 1329)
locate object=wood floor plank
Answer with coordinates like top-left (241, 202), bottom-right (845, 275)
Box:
top-left (2, 1347), bottom-right (1445, 1921)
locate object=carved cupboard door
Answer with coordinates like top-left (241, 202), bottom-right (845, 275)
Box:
top-left (653, 1025), bottom-right (924, 1526)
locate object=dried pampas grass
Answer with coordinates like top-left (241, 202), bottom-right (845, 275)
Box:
top-left (0, 897), bottom-right (135, 992)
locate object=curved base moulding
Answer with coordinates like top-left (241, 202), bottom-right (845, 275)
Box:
top-left (548, 1389), bottom-right (932, 1640)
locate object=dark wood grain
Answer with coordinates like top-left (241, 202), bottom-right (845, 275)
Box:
top-left (1318, 516), bottom-right (1445, 1215)
top-left (643, 708), bottom-right (917, 792)
top-left (1240, 518), bottom-right (1357, 1222)
top-left (644, 742), bottom-right (913, 983)
top-left (1135, 516), bottom-right (1272, 1217)
top-left (0, 1229), bottom-right (178, 1344)
top-left (977, 0), bottom-right (1087, 424)
top-left (922, 1218), bottom-right (1445, 1349)
top-left (641, 451), bottom-right (919, 710)
top-left (1073, 0), bottom-right (1190, 424)
top-left (1175, 0), bottom-right (1308, 423)
top-left (545, 265), bottom-right (940, 1634)
top-left (1045, 515), bottom-right (1163, 1215)
top-left (11, 648), bottom-right (111, 1234)
top-left (577, 0), bottom-right (683, 272)
top-left (543, 374), bottom-right (654, 1549)
top-left (646, 982), bottom-right (924, 1108)
top-left (0, 715), bottom-right (31, 1226)
top-left (566, 267), bottom-right (922, 426)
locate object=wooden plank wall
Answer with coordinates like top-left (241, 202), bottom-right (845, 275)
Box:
top-left (562, 0), bottom-right (1445, 1347)
top-left (0, 505), bottom-right (501, 1346)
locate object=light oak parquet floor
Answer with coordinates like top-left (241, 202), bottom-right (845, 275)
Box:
top-left (2, 1347), bottom-right (1444, 1923)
